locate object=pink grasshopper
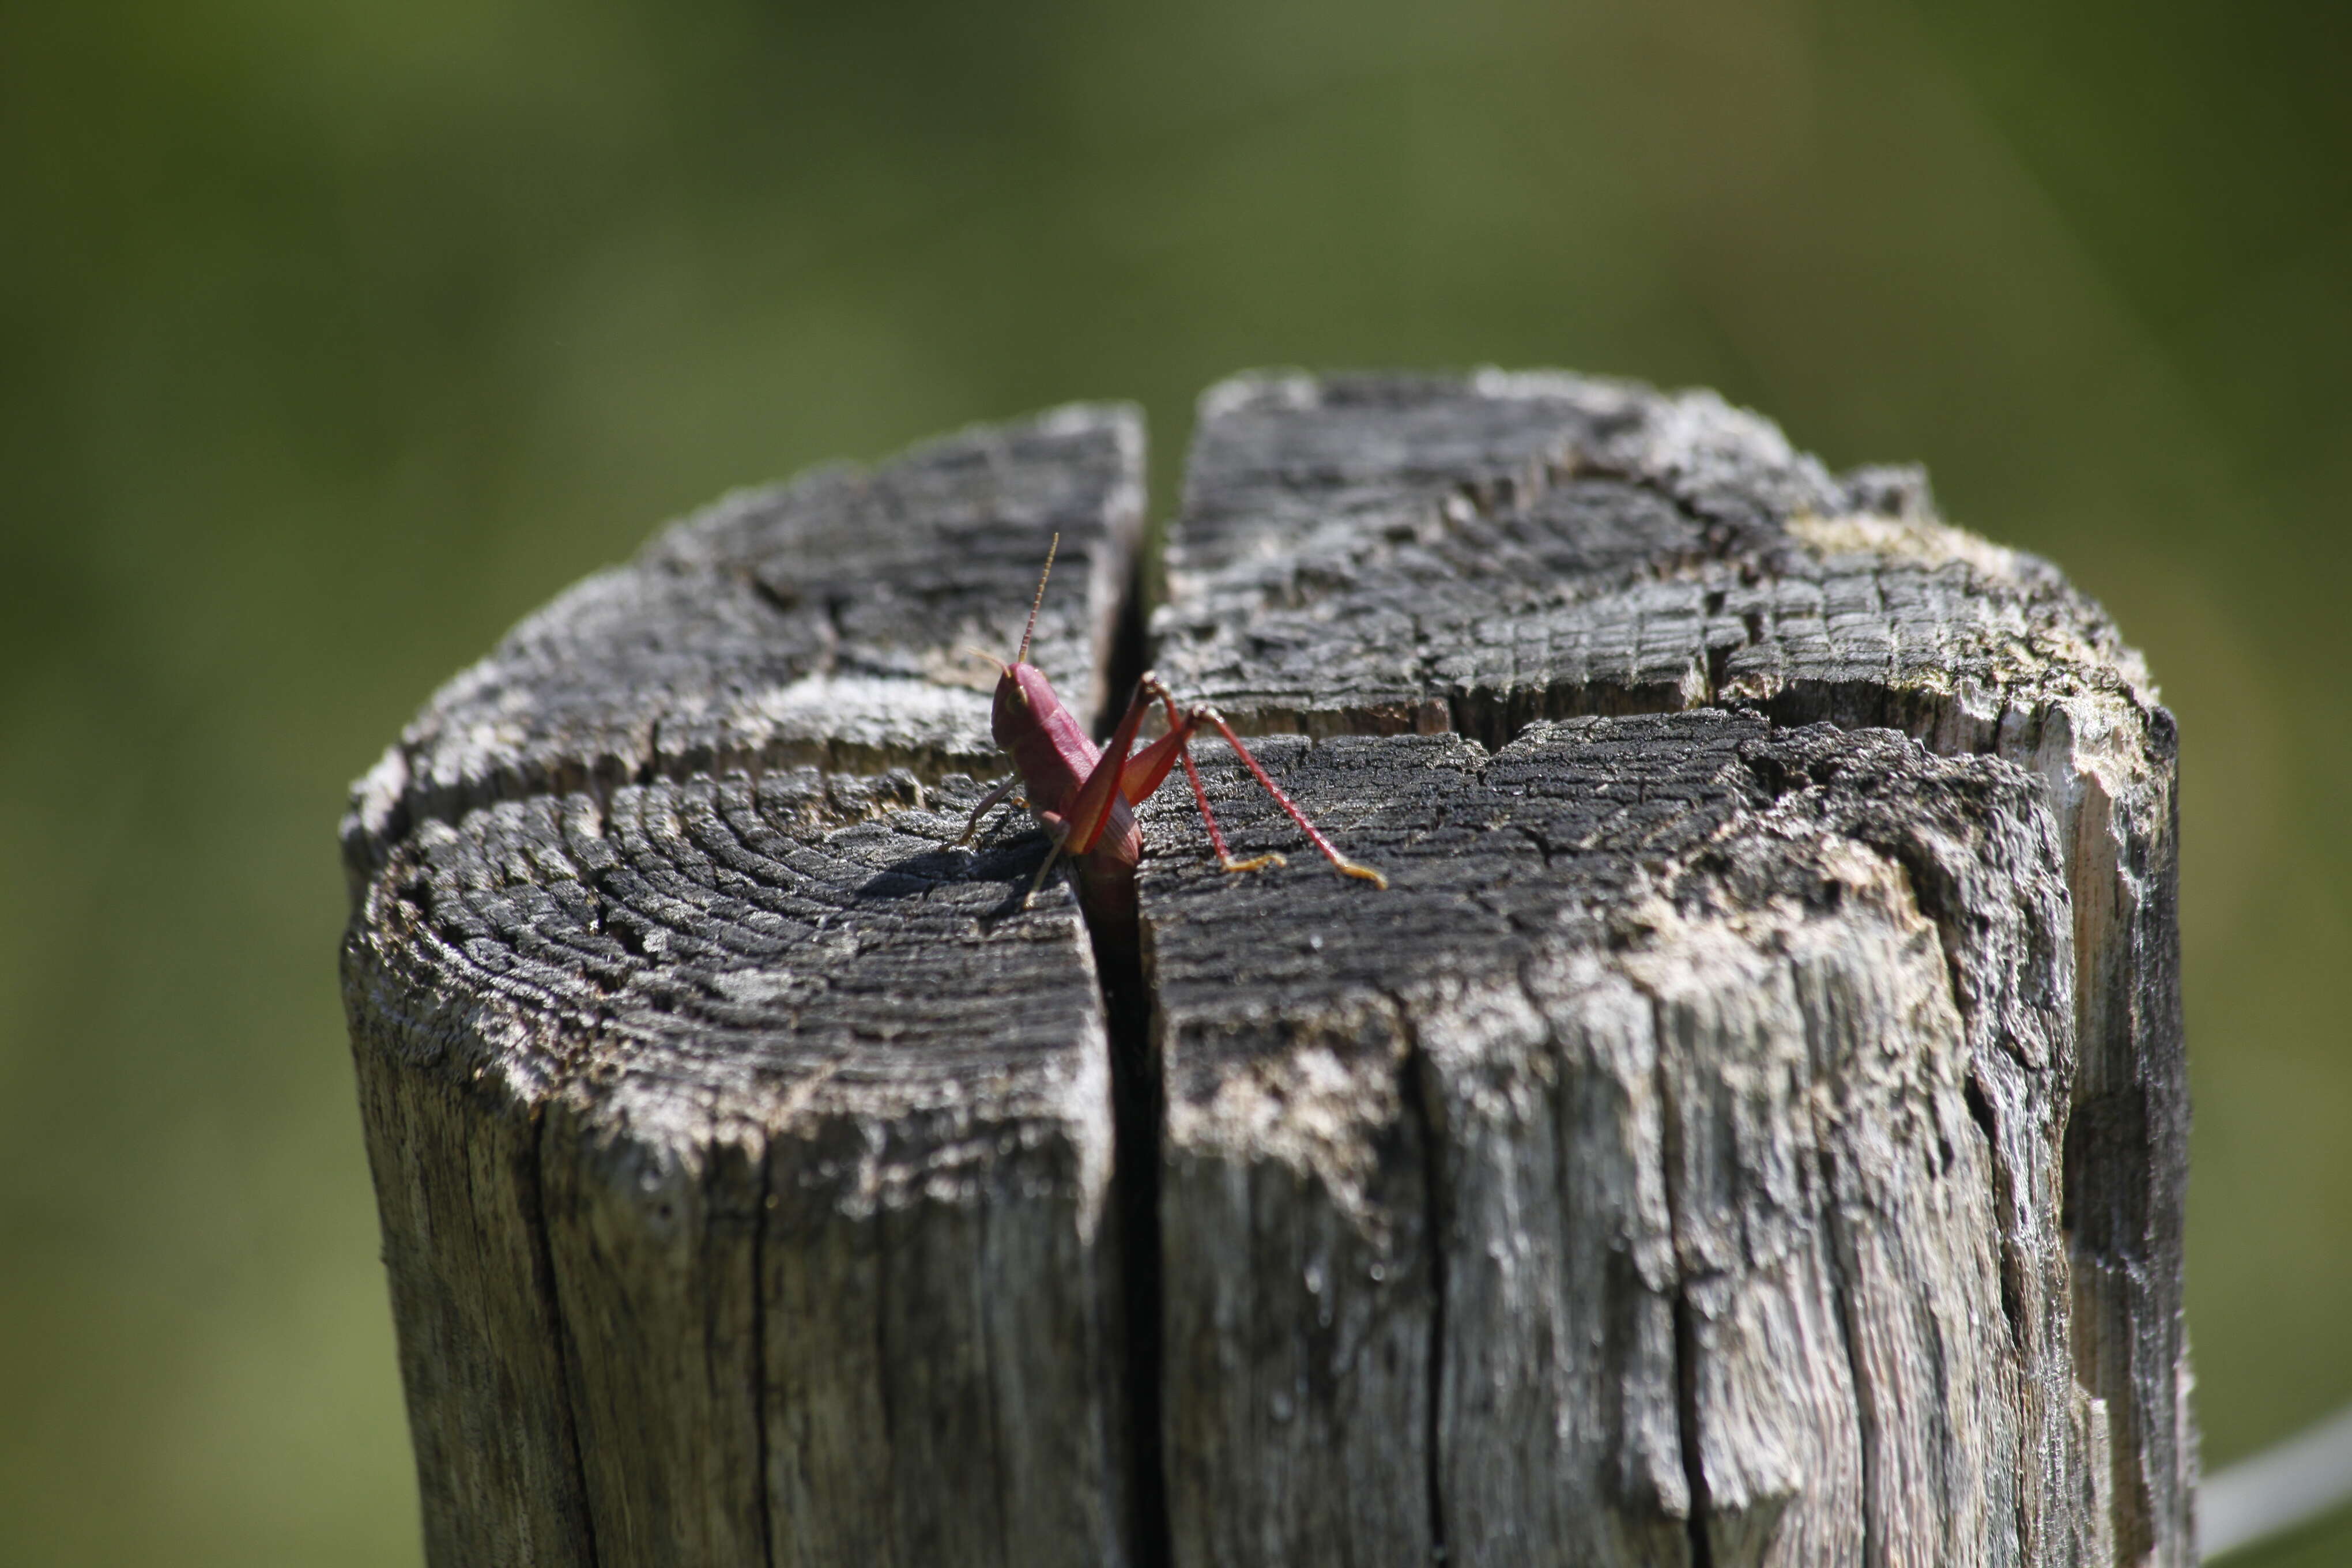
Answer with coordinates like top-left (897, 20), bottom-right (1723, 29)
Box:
top-left (960, 535), bottom-right (1388, 907)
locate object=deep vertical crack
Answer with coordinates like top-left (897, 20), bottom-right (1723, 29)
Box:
top-left (1814, 1147), bottom-right (1880, 1567)
top-left (1400, 1013), bottom-right (1451, 1563)
top-left (1648, 995), bottom-right (1713, 1568)
top-left (1673, 1292), bottom-right (1714, 1568)
top-left (1079, 504), bottom-right (1171, 1567)
top-left (1096, 534), bottom-right (1154, 743)
top-left (1077, 871), bottom-right (1170, 1568)
top-left (749, 1141), bottom-right (779, 1568)
top-left (529, 1107), bottom-right (606, 1567)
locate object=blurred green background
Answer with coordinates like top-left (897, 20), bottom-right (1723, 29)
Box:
top-left (4, 0), bottom-right (2347, 1561)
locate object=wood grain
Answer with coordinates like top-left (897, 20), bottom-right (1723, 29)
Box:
top-left (1155, 370), bottom-right (2184, 1566)
top-left (344, 374), bottom-right (2187, 1567)
top-left (344, 405), bottom-right (1147, 1568)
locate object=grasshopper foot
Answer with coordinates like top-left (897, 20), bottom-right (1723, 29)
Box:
top-left (1216, 852), bottom-right (1287, 874)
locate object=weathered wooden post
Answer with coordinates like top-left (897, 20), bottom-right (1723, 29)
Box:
top-left (342, 372), bottom-right (2189, 1567)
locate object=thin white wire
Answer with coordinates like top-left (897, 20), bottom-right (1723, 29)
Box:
top-left (2200, 1401), bottom-right (2352, 1559)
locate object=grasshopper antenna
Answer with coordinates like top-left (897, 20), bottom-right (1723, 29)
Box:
top-left (1015, 533), bottom-right (1059, 666)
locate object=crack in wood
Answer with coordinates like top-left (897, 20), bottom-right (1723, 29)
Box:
top-left (749, 1140), bottom-right (778, 1568)
top-left (531, 1106), bottom-right (607, 1568)
top-left (1388, 991), bottom-right (1451, 1565)
top-left (1637, 969), bottom-right (1717, 1568)
top-left (1673, 1288), bottom-right (1716, 1568)
top-left (345, 376), bottom-right (2184, 1567)
top-left (1814, 1146), bottom-right (1881, 1568)
top-left (1079, 869), bottom-right (1171, 1568)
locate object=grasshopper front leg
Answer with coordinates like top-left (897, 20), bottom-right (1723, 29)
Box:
top-left (957, 773), bottom-right (1026, 848)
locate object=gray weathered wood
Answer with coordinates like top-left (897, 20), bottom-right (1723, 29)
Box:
top-left (344, 372), bottom-right (2188, 1567)
top-left (343, 405), bottom-right (1147, 1567)
top-left (1151, 371), bottom-right (2184, 1567)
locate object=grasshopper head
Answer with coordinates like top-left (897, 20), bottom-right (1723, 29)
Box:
top-left (990, 659), bottom-right (1062, 753)
top-left (985, 533), bottom-right (1068, 755)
